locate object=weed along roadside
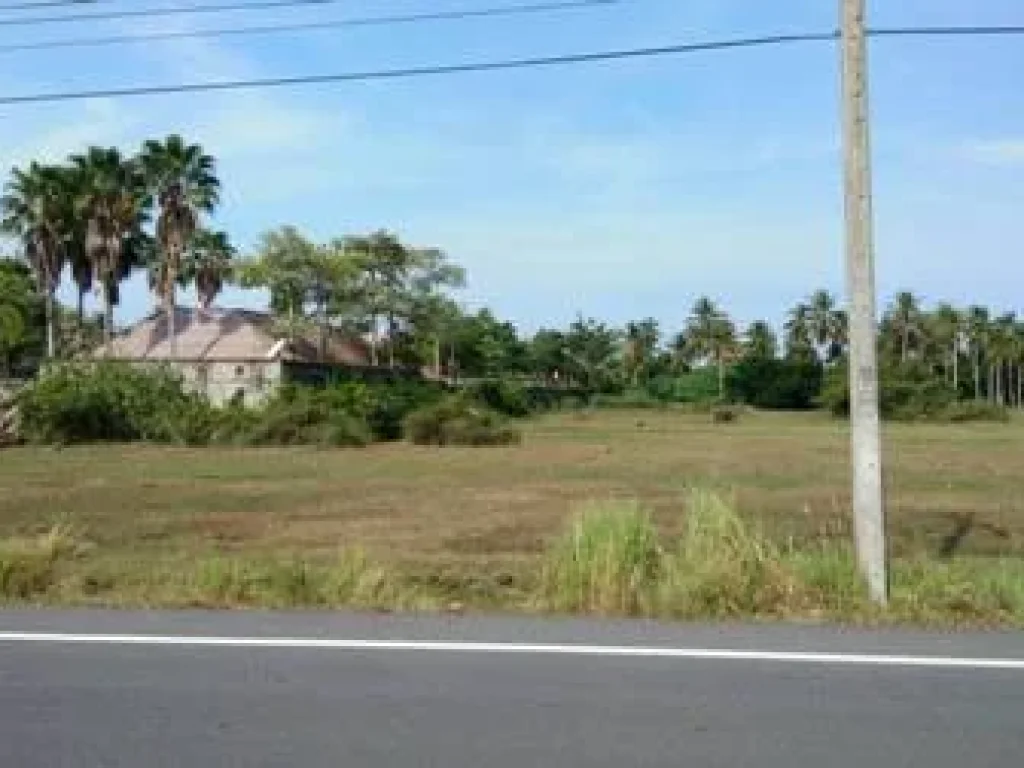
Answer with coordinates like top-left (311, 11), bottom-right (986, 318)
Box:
top-left (2, 486), bottom-right (1022, 628)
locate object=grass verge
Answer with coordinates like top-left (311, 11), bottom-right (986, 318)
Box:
top-left (3, 492), bottom-right (1022, 628)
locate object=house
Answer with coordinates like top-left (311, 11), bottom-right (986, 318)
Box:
top-left (95, 307), bottom-right (392, 406)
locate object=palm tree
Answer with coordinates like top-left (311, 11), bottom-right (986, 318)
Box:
top-left (70, 147), bottom-right (149, 349)
top-left (140, 136), bottom-right (220, 358)
top-left (681, 296), bottom-right (737, 397)
top-left (965, 306), bottom-right (990, 401)
top-left (992, 313), bottom-right (1017, 407)
top-left (623, 318), bottom-right (659, 386)
top-left (930, 303), bottom-right (962, 392)
top-left (1, 162), bottom-right (68, 359)
top-left (784, 302), bottom-right (815, 359)
top-left (186, 229), bottom-right (235, 310)
top-left (886, 291), bottom-right (922, 364)
top-left (806, 289), bottom-right (845, 361)
top-left (744, 320), bottom-right (777, 360)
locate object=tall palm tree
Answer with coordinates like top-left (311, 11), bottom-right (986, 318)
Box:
top-left (886, 291), bottom-right (922, 364)
top-left (140, 136), bottom-right (220, 358)
top-left (71, 147), bottom-right (149, 349)
top-left (1, 162), bottom-right (69, 359)
top-left (784, 302), bottom-right (815, 359)
top-left (623, 318), bottom-right (659, 386)
top-left (991, 313), bottom-right (1018, 407)
top-left (965, 306), bottom-right (990, 401)
top-left (930, 303), bottom-right (962, 392)
top-left (185, 229), bottom-right (235, 311)
top-left (744, 320), bottom-right (778, 360)
top-left (806, 289), bottom-right (846, 361)
top-left (681, 296), bottom-right (737, 397)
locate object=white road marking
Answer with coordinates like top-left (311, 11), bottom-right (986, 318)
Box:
top-left (1, 632), bottom-right (1023, 670)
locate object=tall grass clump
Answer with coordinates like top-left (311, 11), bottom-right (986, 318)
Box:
top-left (537, 500), bottom-right (661, 615)
top-left (661, 490), bottom-right (801, 618)
top-left (0, 525), bottom-right (81, 600)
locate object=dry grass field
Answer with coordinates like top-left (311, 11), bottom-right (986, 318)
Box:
top-left (1, 409), bottom-right (1022, 618)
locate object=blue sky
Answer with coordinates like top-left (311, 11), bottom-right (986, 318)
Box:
top-left (1, 0), bottom-right (1022, 336)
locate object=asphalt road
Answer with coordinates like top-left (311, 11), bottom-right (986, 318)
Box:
top-left (1, 610), bottom-right (1023, 767)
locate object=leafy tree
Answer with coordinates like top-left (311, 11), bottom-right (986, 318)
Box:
top-left (185, 229), bottom-right (235, 310)
top-left (0, 259), bottom-right (43, 374)
top-left (883, 290), bottom-right (923, 364)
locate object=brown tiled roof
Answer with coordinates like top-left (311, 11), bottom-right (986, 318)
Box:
top-left (96, 307), bottom-right (371, 365)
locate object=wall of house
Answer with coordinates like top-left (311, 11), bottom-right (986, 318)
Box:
top-left (176, 360), bottom-right (283, 407)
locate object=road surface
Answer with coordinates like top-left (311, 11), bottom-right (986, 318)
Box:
top-left (1, 610), bottom-right (1022, 767)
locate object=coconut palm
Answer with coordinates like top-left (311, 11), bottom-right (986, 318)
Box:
top-left (964, 306), bottom-right (991, 401)
top-left (886, 291), bottom-right (923, 364)
top-left (70, 147), bottom-right (149, 348)
top-left (744, 320), bottom-right (778, 360)
top-left (140, 136), bottom-right (220, 357)
top-left (623, 319), bottom-right (660, 386)
top-left (930, 303), bottom-right (963, 392)
top-left (1, 162), bottom-right (69, 358)
top-left (681, 296), bottom-right (737, 397)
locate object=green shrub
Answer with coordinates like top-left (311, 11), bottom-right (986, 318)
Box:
top-left (822, 361), bottom-right (1011, 423)
top-left (364, 379), bottom-right (444, 440)
top-left (727, 356), bottom-right (823, 410)
top-left (403, 395), bottom-right (521, 446)
top-left (646, 369), bottom-right (721, 404)
top-left (538, 500), bottom-right (662, 615)
top-left (17, 363), bottom-right (209, 444)
top-left (941, 401), bottom-right (1010, 423)
top-left (465, 379), bottom-right (532, 417)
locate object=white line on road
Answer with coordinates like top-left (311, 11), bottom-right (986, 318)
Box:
top-left (1, 632), bottom-right (1023, 670)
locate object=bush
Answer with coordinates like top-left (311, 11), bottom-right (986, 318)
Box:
top-left (727, 356), bottom-right (823, 410)
top-left (645, 369), bottom-right (721, 404)
top-left (465, 379), bottom-right (532, 417)
top-left (364, 379), bottom-right (445, 440)
top-left (821, 361), bottom-right (1010, 422)
top-left (403, 395), bottom-right (522, 446)
top-left (17, 363), bottom-right (210, 444)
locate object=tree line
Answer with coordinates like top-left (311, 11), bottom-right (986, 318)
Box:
top-left (2, 138), bottom-right (1022, 413)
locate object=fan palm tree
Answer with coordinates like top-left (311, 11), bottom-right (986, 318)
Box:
top-left (1, 162), bottom-right (70, 359)
top-left (185, 229), bottom-right (235, 310)
top-left (70, 147), bottom-right (149, 349)
top-left (140, 136), bottom-right (220, 358)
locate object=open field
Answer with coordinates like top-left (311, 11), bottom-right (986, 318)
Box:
top-left (1, 409), bottom-right (1023, 619)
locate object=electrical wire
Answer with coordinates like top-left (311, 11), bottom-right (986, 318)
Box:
top-left (1, 25), bottom-right (1023, 107)
top-left (0, 0), bottom-right (620, 54)
top-left (0, 0), bottom-right (367, 27)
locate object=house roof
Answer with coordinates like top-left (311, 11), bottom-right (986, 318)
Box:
top-left (95, 307), bottom-right (371, 365)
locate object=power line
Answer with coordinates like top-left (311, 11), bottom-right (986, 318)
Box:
top-left (0, 0), bottom-right (621, 54)
top-left (0, 1), bottom-right (103, 11)
top-left (0, 33), bottom-right (836, 105)
top-left (0, 0), bottom-right (356, 27)
top-left (1, 25), bottom-right (1022, 106)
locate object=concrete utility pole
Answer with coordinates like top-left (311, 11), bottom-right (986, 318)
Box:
top-left (840, 0), bottom-right (888, 604)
